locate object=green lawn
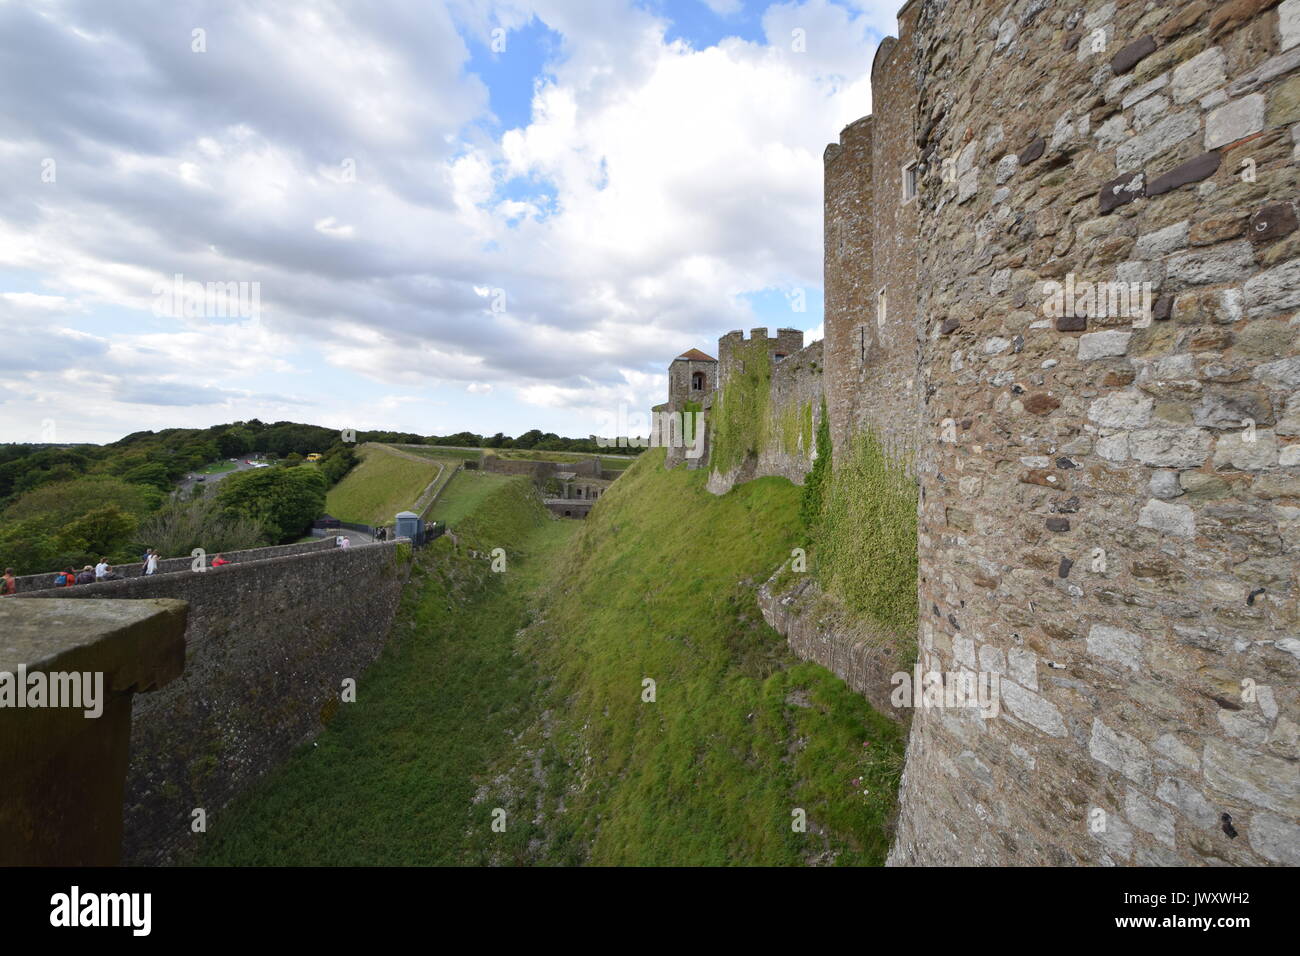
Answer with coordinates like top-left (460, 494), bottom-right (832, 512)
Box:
top-left (388, 444), bottom-right (484, 465)
top-left (489, 449), bottom-right (638, 468)
top-left (324, 444), bottom-right (440, 524)
top-left (427, 469), bottom-right (515, 526)
top-left (489, 449), bottom-right (905, 865)
top-left (197, 460), bottom-right (236, 475)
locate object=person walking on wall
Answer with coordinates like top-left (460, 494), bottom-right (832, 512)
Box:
top-left (144, 549), bottom-right (159, 575)
top-left (1, 568), bottom-right (15, 595)
top-left (94, 557), bottom-right (109, 579)
top-left (54, 567), bottom-right (75, 587)
top-left (75, 565), bottom-right (95, 585)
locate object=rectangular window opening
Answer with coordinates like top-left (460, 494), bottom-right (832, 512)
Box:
top-left (902, 161), bottom-right (918, 203)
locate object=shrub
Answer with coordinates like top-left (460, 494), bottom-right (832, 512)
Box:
top-left (137, 497), bottom-right (269, 558)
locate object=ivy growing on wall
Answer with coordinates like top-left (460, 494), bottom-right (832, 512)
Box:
top-left (708, 339), bottom-right (773, 474)
top-left (710, 340), bottom-right (818, 475)
top-left (799, 400), bottom-right (830, 531)
top-left (811, 428), bottom-right (917, 644)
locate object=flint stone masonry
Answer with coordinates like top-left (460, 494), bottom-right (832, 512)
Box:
top-left (696, 0), bottom-right (1300, 868)
top-left (838, 0), bottom-right (1299, 868)
top-left (20, 539), bottom-right (413, 864)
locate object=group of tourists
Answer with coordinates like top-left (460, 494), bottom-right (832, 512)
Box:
top-left (0, 547), bottom-right (246, 596)
top-left (51, 558), bottom-right (127, 588)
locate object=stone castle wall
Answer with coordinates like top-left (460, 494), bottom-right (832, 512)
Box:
top-left (668, 357), bottom-right (718, 406)
top-left (718, 327), bottom-right (805, 385)
top-left (653, 0), bottom-right (1299, 867)
top-left (883, 0), bottom-right (1299, 866)
top-left (482, 455), bottom-right (602, 479)
top-left (705, 336), bottom-right (826, 494)
top-left (22, 540), bottom-right (413, 863)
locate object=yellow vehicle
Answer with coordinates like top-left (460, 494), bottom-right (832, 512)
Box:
top-left (306, 453), bottom-right (323, 461)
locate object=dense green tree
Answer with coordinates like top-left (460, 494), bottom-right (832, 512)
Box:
top-left (216, 466), bottom-right (326, 543)
top-left (59, 505), bottom-right (139, 561)
top-left (217, 427), bottom-right (254, 458)
top-left (3, 476), bottom-right (161, 525)
top-left (123, 461), bottom-right (174, 491)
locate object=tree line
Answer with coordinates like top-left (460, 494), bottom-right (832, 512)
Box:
top-left (0, 419), bottom-right (635, 575)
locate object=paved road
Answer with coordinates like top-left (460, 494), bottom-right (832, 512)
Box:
top-left (175, 459), bottom-right (260, 498)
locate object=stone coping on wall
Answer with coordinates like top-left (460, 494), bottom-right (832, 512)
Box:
top-left (757, 563), bottom-right (911, 721)
top-left (17, 538), bottom-right (405, 601)
top-left (0, 597), bottom-right (187, 694)
top-left (0, 598), bottom-right (188, 865)
top-left (11, 536), bottom-right (338, 594)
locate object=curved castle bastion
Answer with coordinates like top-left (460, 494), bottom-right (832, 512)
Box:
top-left (666, 0), bottom-right (1299, 866)
top-left (887, 0), bottom-right (1298, 866)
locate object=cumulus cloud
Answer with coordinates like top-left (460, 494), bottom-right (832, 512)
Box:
top-left (0, 0), bottom-right (881, 441)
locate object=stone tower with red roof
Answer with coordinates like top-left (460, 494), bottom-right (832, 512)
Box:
top-left (666, 347), bottom-right (718, 407)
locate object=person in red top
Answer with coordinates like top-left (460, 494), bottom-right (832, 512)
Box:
top-left (1, 568), bottom-right (16, 596)
top-left (212, 554), bottom-right (230, 567)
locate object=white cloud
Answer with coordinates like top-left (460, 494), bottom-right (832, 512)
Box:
top-left (0, 0), bottom-right (879, 441)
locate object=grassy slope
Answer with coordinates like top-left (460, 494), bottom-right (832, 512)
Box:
top-left (428, 469), bottom-right (515, 526)
top-left (489, 449), bottom-right (904, 865)
top-left (199, 476), bottom-right (569, 865)
top-left (388, 445), bottom-right (484, 464)
top-left (198, 450), bottom-right (903, 866)
top-left (324, 444), bottom-right (440, 524)
top-left (489, 449), bottom-right (636, 468)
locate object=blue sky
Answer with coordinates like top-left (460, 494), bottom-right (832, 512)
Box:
top-left (0, 0), bottom-right (892, 443)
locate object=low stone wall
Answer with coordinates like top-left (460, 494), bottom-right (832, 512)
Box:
top-left (545, 499), bottom-right (593, 518)
top-left (11, 537), bottom-right (337, 594)
top-left (21, 539), bottom-right (413, 864)
top-left (757, 563), bottom-right (911, 720)
top-left (483, 455), bottom-right (603, 479)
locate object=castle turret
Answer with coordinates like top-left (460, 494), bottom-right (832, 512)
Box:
top-left (718, 327), bottom-right (807, 385)
top-left (667, 348), bottom-right (718, 406)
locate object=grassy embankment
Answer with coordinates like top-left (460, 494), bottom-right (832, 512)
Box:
top-left (487, 448), bottom-right (636, 469)
top-left (323, 443), bottom-right (440, 525)
top-left (427, 469), bottom-right (516, 526)
top-left (198, 449), bottom-right (903, 866)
